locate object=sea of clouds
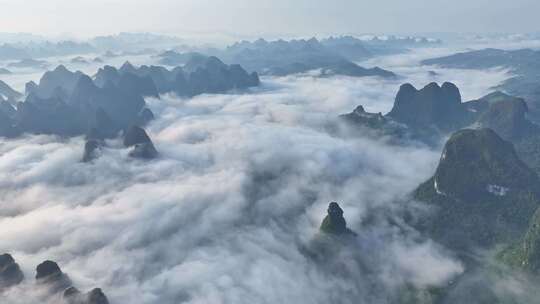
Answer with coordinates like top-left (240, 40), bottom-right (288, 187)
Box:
top-left (0, 48), bottom-right (513, 303)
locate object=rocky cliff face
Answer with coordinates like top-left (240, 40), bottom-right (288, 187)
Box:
top-left (414, 129), bottom-right (540, 250)
top-left (95, 58), bottom-right (260, 98)
top-left (388, 82), bottom-right (470, 133)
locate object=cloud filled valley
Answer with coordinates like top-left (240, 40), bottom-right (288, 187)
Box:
top-left (0, 46), bottom-right (517, 304)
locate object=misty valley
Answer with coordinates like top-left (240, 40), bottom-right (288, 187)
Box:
top-left (2, 28), bottom-right (540, 304)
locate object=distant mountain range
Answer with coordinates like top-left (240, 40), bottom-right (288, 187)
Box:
top-left (0, 41), bottom-right (96, 60)
top-left (422, 48), bottom-right (540, 123)
top-left (160, 38), bottom-right (397, 78)
top-left (0, 57), bottom-right (260, 160)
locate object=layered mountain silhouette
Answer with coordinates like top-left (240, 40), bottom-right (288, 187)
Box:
top-left (422, 48), bottom-right (540, 122)
top-left (0, 255), bottom-right (109, 304)
top-left (96, 58), bottom-right (259, 97)
top-left (26, 65), bottom-right (85, 98)
top-left (0, 59), bottom-right (258, 140)
top-left (169, 38), bottom-right (396, 78)
top-left (414, 129), bottom-right (540, 250)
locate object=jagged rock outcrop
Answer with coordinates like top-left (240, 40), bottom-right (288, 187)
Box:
top-left (0, 253), bottom-right (24, 289)
top-left (387, 82), bottom-right (470, 132)
top-left (63, 287), bottom-right (110, 304)
top-left (0, 79), bottom-right (23, 101)
top-left (337, 105), bottom-right (408, 140)
top-left (305, 202), bottom-right (358, 263)
top-left (3, 65), bottom-right (153, 139)
top-left (3, 59), bottom-right (257, 139)
top-left (95, 58), bottom-right (260, 98)
top-left (320, 202), bottom-right (356, 236)
top-left (414, 128), bottom-right (540, 250)
top-left (69, 74), bottom-right (146, 129)
top-left (340, 105), bottom-right (388, 128)
top-left (117, 71), bottom-right (159, 99)
top-left (82, 139), bottom-right (101, 162)
top-left (35, 260), bottom-right (72, 293)
top-left (93, 65), bottom-right (121, 88)
top-left (187, 56), bottom-right (259, 95)
top-left (342, 84), bottom-right (540, 156)
top-left (123, 126), bottom-right (158, 159)
top-left (27, 65), bottom-right (83, 98)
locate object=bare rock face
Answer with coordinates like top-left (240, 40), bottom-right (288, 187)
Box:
top-left (35, 260), bottom-right (72, 294)
top-left (123, 126), bottom-right (158, 159)
top-left (63, 287), bottom-right (110, 304)
top-left (387, 82), bottom-right (469, 132)
top-left (0, 253), bottom-right (24, 289)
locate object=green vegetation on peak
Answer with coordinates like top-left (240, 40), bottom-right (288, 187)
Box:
top-left (415, 128), bottom-right (540, 250)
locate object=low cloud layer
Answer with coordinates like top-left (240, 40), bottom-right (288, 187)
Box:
top-left (0, 50), bottom-right (508, 303)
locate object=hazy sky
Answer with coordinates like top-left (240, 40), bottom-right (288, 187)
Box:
top-left (0, 0), bottom-right (539, 38)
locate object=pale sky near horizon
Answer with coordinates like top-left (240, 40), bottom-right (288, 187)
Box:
top-left (0, 0), bottom-right (539, 38)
